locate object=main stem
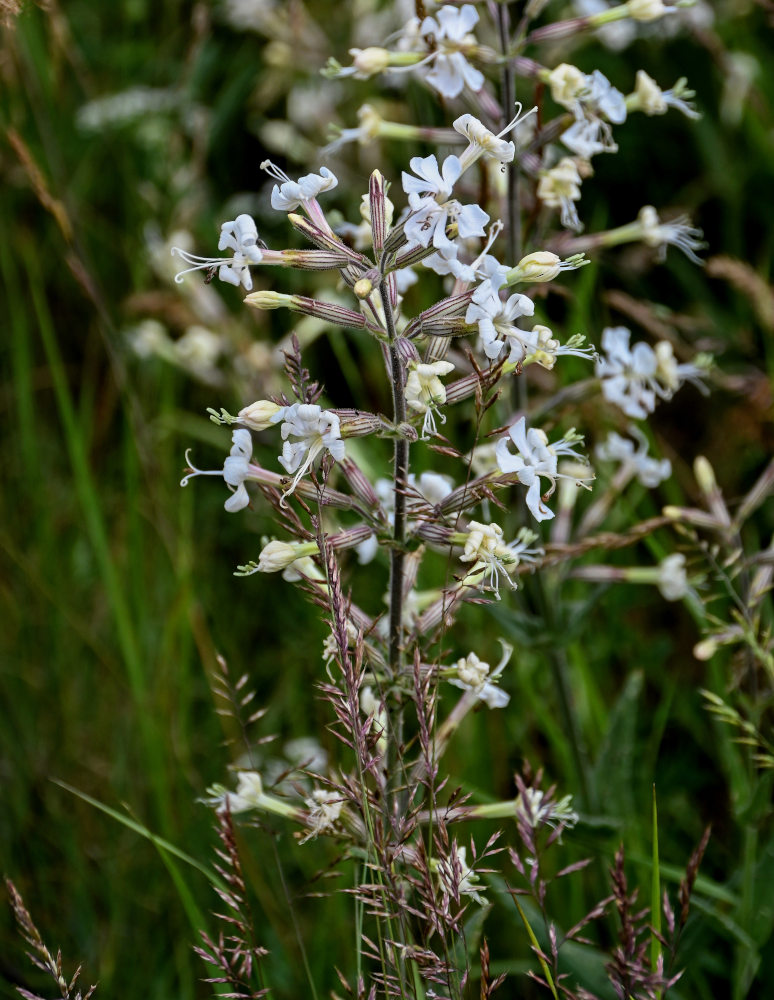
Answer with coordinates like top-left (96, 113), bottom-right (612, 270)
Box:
top-left (380, 283), bottom-right (409, 682)
top-left (497, 2), bottom-right (521, 265)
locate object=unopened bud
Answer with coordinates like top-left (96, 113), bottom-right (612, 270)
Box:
top-left (351, 46), bottom-right (390, 76)
top-left (238, 399), bottom-right (284, 431)
top-left (334, 408), bottom-right (385, 438)
top-left (514, 251), bottom-right (561, 282)
top-left (627, 0), bottom-right (668, 20)
top-left (258, 539), bottom-right (318, 573)
top-left (353, 267), bottom-right (381, 299)
top-left (245, 291), bottom-right (367, 330)
top-left (693, 455), bottom-right (717, 497)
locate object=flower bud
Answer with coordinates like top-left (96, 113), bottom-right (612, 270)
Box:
top-left (627, 0), bottom-right (667, 20)
top-left (238, 399), bottom-right (284, 431)
top-left (514, 251), bottom-right (562, 282)
top-left (258, 539), bottom-right (317, 573)
top-left (245, 291), bottom-right (367, 330)
top-left (350, 46), bottom-right (390, 76)
top-left (354, 277), bottom-right (374, 299)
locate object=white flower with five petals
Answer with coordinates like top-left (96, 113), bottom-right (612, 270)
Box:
top-left (418, 4), bottom-right (484, 98)
top-left (278, 403), bottom-right (346, 500)
top-left (495, 417), bottom-right (591, 521)
top-left (465, 288), bottom-right (535, 361)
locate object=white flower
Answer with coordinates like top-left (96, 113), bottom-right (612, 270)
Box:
top-left (634, 71), bottom-right (700, 120)
top-left (537, 157), bottom-right (583, 232)
top-left (355, 532), bottom-right (379, 565)
top-left (301, 788), bottom-right (344, 842)
top-left (278, 403), bottom-right (346, 500)
top-left (402, 154), bottom-right (489, 259)
top-left (548, 63), bottom-right (588, 110)
top-left (573, 0), bottom-right (637, 50)
top-left (562, 115), bottom-right (617, 158)
top-left (657, 553), bottom-right (688, 601)
top-left (448, 642), bottom-right (512, 708)
top-left (435, 844), bottom-right (487, 905)
top-left (465, 288), bottom-right (535, 361)
top-left (550, 65), bottom-right (626, 126)
top-left (452, 105), bottom-right (536, 167)
top-left (206, 771), bottom-right (266, 814)
top-left (458, 521), bottom-right (542, 597)
top-left (171, 213), bottom-right (264, 289)
top-left (180, 428), bottom-right (254, 512)
top-left (637, 205), bottom-right (706, 265)
top-left (515, 788), bottom-right (579, 831)
top-left (596, 428), bottom-right (672, 487)
top-left (405, 360), bottom-right (455, 439)
top-left (175, 325), bottom-right (222, 367)
top-left (521, 325), bottom-right (596, 371)
top-left (595, 326), bottom-right (659, 419)
top-left (425, 222), bottom-right (508, 291)
top-left (402, 152), bottom-right (462, 203)
top-left (495, 417), bottom-right (591, 522)
top-left (262, 160), bottom-right (338, 212)
top-left (596, 326), bottom-right (706, 418)
top-left (408, 471), bottom-right (455, 506)
top-left (418, 4), bottom-right (484, 98)
top-left (586, 69), bottom-right (627, 124)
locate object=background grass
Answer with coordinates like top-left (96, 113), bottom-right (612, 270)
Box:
top-left (1, 2), bottom-right (773, 999)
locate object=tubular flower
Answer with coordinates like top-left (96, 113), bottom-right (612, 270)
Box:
top-left (300, 789), bottom-right (345, 843)
top-left (515, 788), bottom-right (579, 832)
top-left (537, 158), bottom-right (584, 232)
top-left (447, 642), bottom-right (513, 708)
top-left (521, 325), bottom-right (596, 371)
top-left (637, 205), bottom-right (706, 265)
top-left (433, 845), bottom-right (487, 906)
top-left (278, 403), bottom-right (346, 500)
top-left (634, 71), bottom-right (700, 120)
top-left (263, 161), bottom-right (339, 212)
top-left (171, 213), bottom-right (264, 289)
top-left (458, 521), bottom-right (542, 597)
top-left (180, 428), bottom-right (255, 512)
top-left (453, 105), bottom-right (536, 168)
top-left (405, 360), bottom-right (455, 439)
top-left (495, 417), bottom-right (592, 522)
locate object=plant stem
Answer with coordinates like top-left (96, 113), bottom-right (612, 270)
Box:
top-left (380, 282), bottom-right (409, 681)
top-left (496, 2), bottom-right (521, 266)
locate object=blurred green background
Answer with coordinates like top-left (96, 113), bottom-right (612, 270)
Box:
top-left (1, 1), bottom-right (773, 999)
